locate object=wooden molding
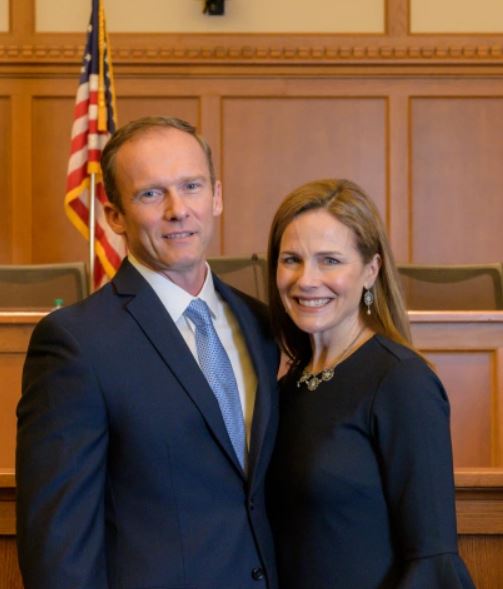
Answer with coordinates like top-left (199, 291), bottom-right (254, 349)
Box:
top-left (0, 36), bottom-right (503, 65)
top-left (0, 0), bottom-right (502, 67)
top-left (456, 468), bottom-right (503, 488)
top-left (408, 311), bottom-right (503, 323)
top-left (456, 468), bottom-right (503, 534)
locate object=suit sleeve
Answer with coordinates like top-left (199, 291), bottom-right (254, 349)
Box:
top-left (16, 313), bottom-right (109, 589)
top-left (371, 358), bottom-right (475, 588)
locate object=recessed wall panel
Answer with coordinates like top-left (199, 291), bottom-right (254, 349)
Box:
top-left (0, 0), bottom-right (8, 32)
top-left (427, 351), bottom-right (492, 467)
top-left (32, 97), bottom-right (88, 264)
top-left (0, 354), bottom-right (24, 470)
top-left (116, 97), bottom-right (199, 130)
top-left (0, 98), bottom-right (11, 262)
top-left (411, 97), bottom-right (503, 264)
top-left (222, 97), bottom-right (387, 254)
top-left (36, 0), bottom-right (384, 33)
top-left (411, 0), bottom-right (503, 33)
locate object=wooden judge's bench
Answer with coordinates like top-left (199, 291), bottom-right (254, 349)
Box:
top-left (1, 310), bottom-right (503, 588)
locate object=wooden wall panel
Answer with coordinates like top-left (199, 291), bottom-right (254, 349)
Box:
top-left (0, 354), bottom-right (23, 470)
top-left (427, 351), bottom-right (492, 467)
top-left (221, 96), bottom-right (387, 254)
top-left (31, 96), bottom-right (86, 263)
top-left (0, 97), bottom-right (11, 263)
top-left (116, 96), bottom-right (200, 129)
top-left (459, 536), bottom-right (503, 589)
top-left (0, 314), bottom-right (40, 472)
top-left (411, 97), bottom-right (503, 264)
top-left (4, 80), bottom-right (503, 268)
top-left (411, 312), bottom-right (503, 468)
top-left (0, 539), bottom-right (23, 589)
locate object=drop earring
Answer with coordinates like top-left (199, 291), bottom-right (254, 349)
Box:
top-left (363, 288), bottom-right (374, 315)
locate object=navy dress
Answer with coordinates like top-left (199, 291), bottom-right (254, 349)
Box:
top-left (268, 334), bottom-right (475, 588)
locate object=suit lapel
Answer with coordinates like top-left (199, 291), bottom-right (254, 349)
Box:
top-left (112, 261), bottom-right (244, 476)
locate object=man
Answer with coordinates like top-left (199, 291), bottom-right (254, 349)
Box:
top-left (16, 116), bottom-right (279, 589)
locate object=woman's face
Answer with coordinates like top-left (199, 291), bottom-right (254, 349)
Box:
top-left (276, 208), bottom-right (379, 344)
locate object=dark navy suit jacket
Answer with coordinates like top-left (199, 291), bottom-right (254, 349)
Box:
top-left (16, 259), bottom-right (279, 589)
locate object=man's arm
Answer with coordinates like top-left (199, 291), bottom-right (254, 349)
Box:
top-left (16, 313), bottom-right (109, 589)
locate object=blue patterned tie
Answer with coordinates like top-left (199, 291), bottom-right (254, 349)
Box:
top-left (184, 298), bottom-right (247, 470)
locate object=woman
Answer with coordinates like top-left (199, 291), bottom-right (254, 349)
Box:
top-left (267, 179), bottom-right (475, 588)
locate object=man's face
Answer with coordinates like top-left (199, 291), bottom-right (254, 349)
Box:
top-left (105, 127), bottom-right (222, 295)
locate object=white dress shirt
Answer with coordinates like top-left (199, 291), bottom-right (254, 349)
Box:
top-left (128, 254), bottom-right (257, 447)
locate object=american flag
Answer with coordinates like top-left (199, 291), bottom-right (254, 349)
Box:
top-left (64, 0), bottom-right (125, 290)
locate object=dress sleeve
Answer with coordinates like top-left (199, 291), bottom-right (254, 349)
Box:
top-left (16, 313), bottom-right (109, 589)
top-left (371, 356), bottom-right (475, 588)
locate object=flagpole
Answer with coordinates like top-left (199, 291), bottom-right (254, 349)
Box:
top-left (89, 172), bottom-right (96, 292)
top-left (65, 0), bottom-right (124, 294)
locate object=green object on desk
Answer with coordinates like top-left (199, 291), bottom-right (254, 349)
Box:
top-left (52, 298), bottom-right (64, 309)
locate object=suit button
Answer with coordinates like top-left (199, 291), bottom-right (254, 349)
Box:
top-left (251, 567), bottom-right (264, 581)
top-left (248, 500), bottom-right (255, 511)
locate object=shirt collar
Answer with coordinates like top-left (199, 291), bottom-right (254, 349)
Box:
top-left (128, 254), bottom-right (220, 322)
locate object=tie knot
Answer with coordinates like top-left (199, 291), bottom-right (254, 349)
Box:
top-left (185, 298), bottom-right (213, 328)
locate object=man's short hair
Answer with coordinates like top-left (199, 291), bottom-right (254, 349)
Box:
top-left (101, 116), bottom-right (216, 211)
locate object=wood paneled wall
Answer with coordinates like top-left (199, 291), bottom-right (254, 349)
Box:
top-left (0, 0), bottom-right (503, 266)
top-left (410, 311), bottom-right (503, 467)
top-left (3, 77), bottom-right (503, 265)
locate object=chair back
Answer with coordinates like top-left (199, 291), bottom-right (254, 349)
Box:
top-left (397, 263), bottom-right (503, 310)
top-left (0, 262), bottom-right (89, 309)
top-left (208, 254), bottom-right (268, 302)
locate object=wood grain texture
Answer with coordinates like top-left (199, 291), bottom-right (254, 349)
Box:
top-left (10, 91), bottom-right (32, 263)
top-left (459, 536), bottom-right (503, 589)
top-left (221, 95), bottom-right (387, 254)
top-left (410, 311), bottom-right (503, 467)
top-left (430, 351), bottom-right (492, 466)
top-left (0, 97), bottom-right (11, 263)
top-left (0, 353), bottom-right (24, 470)
top-left (0, 316), bottom-right (42, 472)
top-left (0, 538), bottom-right (23, 589)
top-left (31, 96), bottom-right (84, 263)
top-left (411, 97), bottom-right (503, 264)
top-left (3, 74), bottom-right (503, 267)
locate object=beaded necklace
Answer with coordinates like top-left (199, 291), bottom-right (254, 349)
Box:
top-left (296, 326), bottom-right (367, 391)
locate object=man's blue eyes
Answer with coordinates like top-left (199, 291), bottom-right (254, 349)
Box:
top-left (185, 182), bottom-right (201, 190)
top-left (139, 183), bottom-right (202, 198)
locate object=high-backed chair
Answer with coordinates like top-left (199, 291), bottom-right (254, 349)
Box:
top-left (0, 262), bottom-right (89, 309)
top-left (208, 254), bottom-right (268, 302)
top-left (397, 263), bottom-right (503, 310)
